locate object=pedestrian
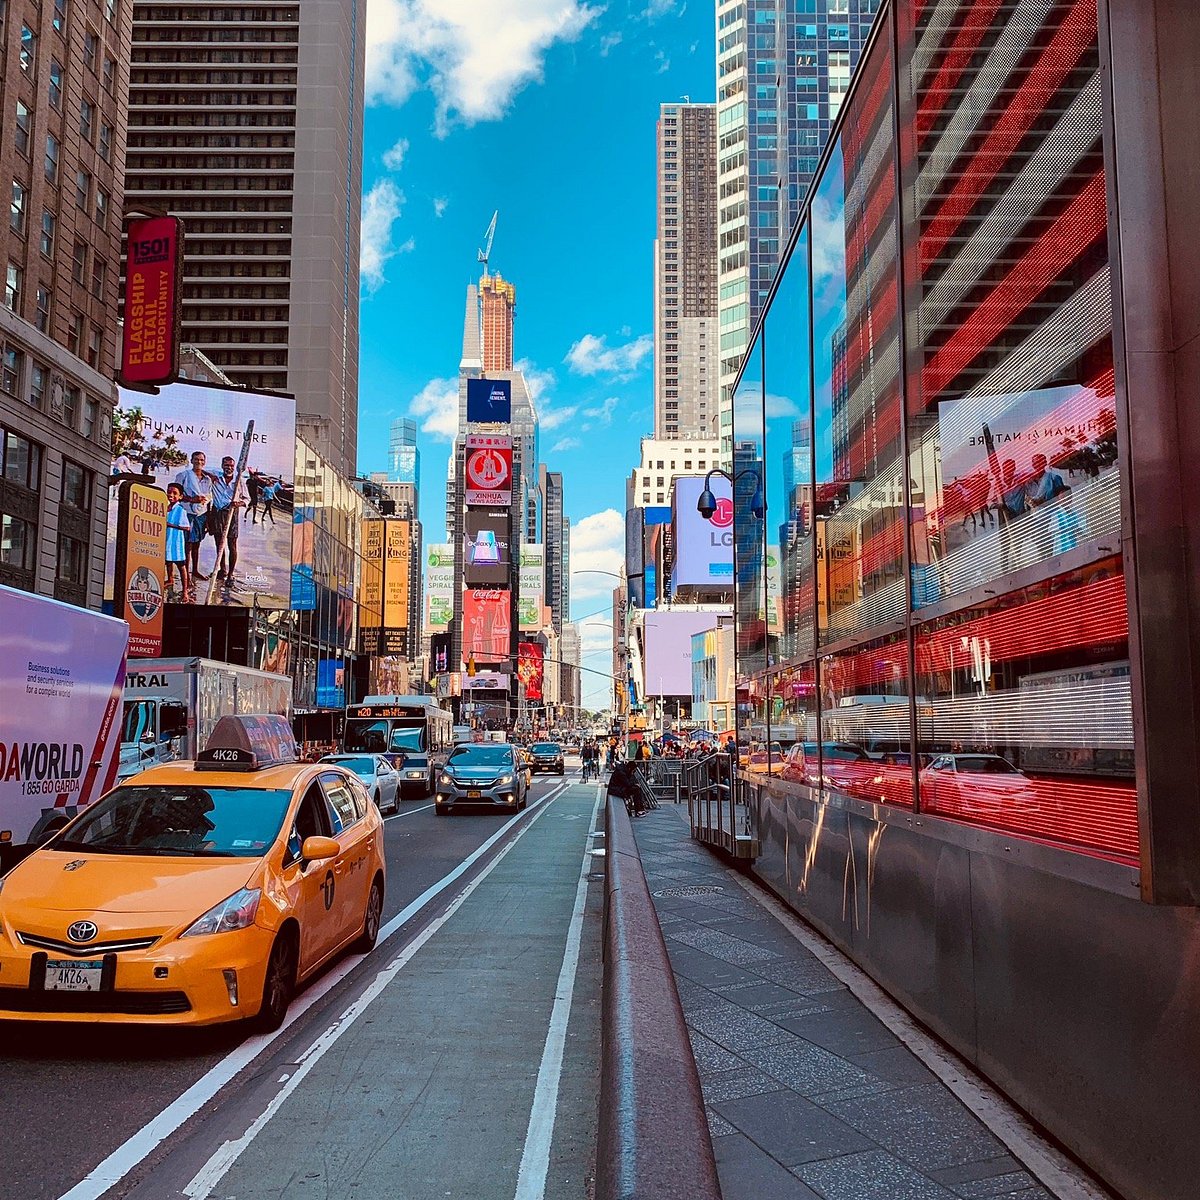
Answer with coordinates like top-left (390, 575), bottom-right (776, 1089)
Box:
top-left (258, 476), bottom-right (280, 526)
top-left (174, 451), bottom-right (213, 582)
top-left (206, 455), bottom-right (250, 584)
top-left (1026, 453), bottom-right (1069, 507)
top-left (164, 482), bottom-right (190, 601)
top-left (247, 469), bottom-right (263, 523)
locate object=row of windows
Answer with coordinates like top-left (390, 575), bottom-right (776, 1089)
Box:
top-left (1, 344), bottom-right (105, 437)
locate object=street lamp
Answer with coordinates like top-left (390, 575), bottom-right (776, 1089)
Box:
top-left (697, 467), bottom-right (765, 521)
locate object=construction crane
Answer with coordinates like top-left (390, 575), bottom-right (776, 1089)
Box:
top-left (477, 210), bottom-right (498, 276)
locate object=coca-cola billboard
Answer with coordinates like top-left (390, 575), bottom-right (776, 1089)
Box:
top-left (463, 588), bottom-right (511, 663)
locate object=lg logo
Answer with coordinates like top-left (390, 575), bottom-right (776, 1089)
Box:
top-left (708, 498), bottom-right (735, 528)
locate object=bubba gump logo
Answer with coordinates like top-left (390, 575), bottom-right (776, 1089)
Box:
top-left (126, 565), bottom-right (163, 624)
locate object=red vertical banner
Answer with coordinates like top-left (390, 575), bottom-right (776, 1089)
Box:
top-left (120, 215), bottom-right (184, 387)
top-left (517, 642), bottom-right (544, 701)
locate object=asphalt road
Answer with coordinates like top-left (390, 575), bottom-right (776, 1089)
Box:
top-left (0, 767), bottom-right (603, 1200)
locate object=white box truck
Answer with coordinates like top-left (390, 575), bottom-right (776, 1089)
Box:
top-left (119, 657), bottom-right (292, 779)
top-left (0, 585), bottom-right (129, 870)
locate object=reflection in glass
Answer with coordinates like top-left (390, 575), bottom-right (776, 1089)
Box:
top-left (733, 335), bottom-right (766, 685)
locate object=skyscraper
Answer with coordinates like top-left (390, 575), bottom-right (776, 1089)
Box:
top-left (0, 0), bottom-right (132, 609)
top-left (124, 1), bottom-right (366, 475)
top-left (480, 272), bottom-right (515, 372)
top-left (388, 417), bottom-right (420, 485)
top-left (715, 0), bottom-right (877, 456)
top-left (654, 103), bottom-right (717, 441)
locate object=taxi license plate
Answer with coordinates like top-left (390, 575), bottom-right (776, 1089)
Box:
top-left (467, 789), bottom-right (482, 799)
top-left (45, 959), bottom-right (103, 992)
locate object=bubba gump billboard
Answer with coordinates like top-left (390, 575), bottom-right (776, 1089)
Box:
top-left (113, 480), bottom-right (167, 656)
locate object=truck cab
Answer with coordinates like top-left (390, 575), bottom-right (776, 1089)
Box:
top-left (118, 696), bottom-right (189, 779)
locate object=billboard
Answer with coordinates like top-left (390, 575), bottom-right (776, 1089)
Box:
top-left (112, 481), bottom-right (167, 656)
top-left (120, 214), bottom-right (183, 387)
top-left (430, 631), bottom-right (452, 674)
top-left (290, 504), bottom-right (317, 611)
top-left (463, 588), bottom-right (511, 662)
top-left (519, 543), bottom-right (544, 630)
top-left (644, 610), bottom-right (728, 696)
top-left (467, 377), bottom-right (512, 424)
top-left (517, 642), bottom-right (544, 702)
top-left (425, 543), bottom-right (454, 630)
top-left (358, 518), bottom-right (384, 650)
top-left (465, 434), bottom-right (513, 506)
top-left (316, 659), bottom-right (345, 708)
top-left (672, 475), bottom-right (734, 590)
top-left (382, 518), bottom-right (410, 655)
top-left (108, 382), bottom-right (296, 608)
top-left (463, 509), bottom-right (512, 586)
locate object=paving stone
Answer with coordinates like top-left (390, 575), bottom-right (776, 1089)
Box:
top-left (713, 1132), bottom-right (826, 1200)
top-left (714, 1089), bottom-right (876, 1167)
top-left (776, 1007), bottom-right (900, 1057)
top-left (668, 925), bottom-right (783, 966)
top-left (951, 1171), bottom-right (1048, 1198)
top-left (713, 980), bottom-right (810, 1010)
top-left (702, 1066), bottom-right (789, 1103)
top-left (828, 1084), bottom-right (1004, 1171)
top-left (755, 958), bottom-right (846, 995)
top-left (689, 1029), bottom-right (747, 1074)
top-left (673, 977), bottom-right (727, 1013)
top-left (794, 1149), bottom-right (960, 1200)
top-left (848, 1044), bottom-right (941, 1088)
top-left (688, 1004), bottom-right (800, 1053)
top-left (708, 1107), bottom-right (737, 1138)
top-left (929, 1157), bottom-right (1024, 1187)
top-left (666, 943), bottom-right (763, 990)
top-left (743, 1038), bottom-right (879, 1097)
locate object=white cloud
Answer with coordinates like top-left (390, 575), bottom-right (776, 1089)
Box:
top-left (360, 180), bottom-right (408, 291)
top-left (382, 137), bottom-right (410, 169)
top-left (654, 49), bottom-right (670, 73)
top-left (551, 436), bottom-right (581, 452)
top-left (569, 508), bottom-right (625, 604)
top-left (583, 396), bottom-right (619, 424)
top-left (565, 332), bottom-right (653, 378)
top-left (433, 196), bottom-right (449, 217)
top-left (641, 0), bottom-right (676, 17)
top-left (366, 0), bottom-right (602, 135)
top-left (599, 31), bottom-right (622, 55)
top-left (540, 404), bottom-right (578, 431)
top-left (408, 376), bottom-right (459, 440)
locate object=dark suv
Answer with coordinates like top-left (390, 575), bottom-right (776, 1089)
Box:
top-left (528, 741), bottom-right (565, 775)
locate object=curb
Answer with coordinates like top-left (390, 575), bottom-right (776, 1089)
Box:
top-left (595, 794), bottom-right (723, 1200)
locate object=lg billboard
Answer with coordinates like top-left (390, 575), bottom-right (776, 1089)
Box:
top-left (672, 475), bottom-right (734, 590)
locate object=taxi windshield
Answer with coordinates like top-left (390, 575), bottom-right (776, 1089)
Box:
top-left (54, 785), bottom-right (293, 858)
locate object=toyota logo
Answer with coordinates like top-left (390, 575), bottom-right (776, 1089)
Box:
top-left (67, 920), bottom-right (98, 944)
top-left (708, 497), bottom-right (735, 528)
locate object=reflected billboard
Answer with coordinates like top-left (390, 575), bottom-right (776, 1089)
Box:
top-left (463, 509), bottom-right (512, 586)
top-left (108, 382), bottom-right (296, 609)
top-left (672, 475), bottom-right (734, 590)
top-left (463, 588), bottom-right (511, 662)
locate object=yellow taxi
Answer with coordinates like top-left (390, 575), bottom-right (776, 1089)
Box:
top-left (0, 715), bottom-right (386, 1030)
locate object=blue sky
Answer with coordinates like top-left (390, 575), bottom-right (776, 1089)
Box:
top-left (357, 0), bottom-right (714, 707)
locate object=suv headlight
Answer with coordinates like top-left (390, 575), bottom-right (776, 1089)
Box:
top-left (497, 773), bottom-right (514, 785)
top-left (181, 887), bottom-right (261, 938)
top-left (439, 772), bottom-right (453, 785)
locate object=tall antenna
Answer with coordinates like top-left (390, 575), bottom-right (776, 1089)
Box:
top-left (477, 210), bottom-right (498, 276)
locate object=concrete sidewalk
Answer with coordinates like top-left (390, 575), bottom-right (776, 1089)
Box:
top-left (632, 806), bottom-right (1059, 1200)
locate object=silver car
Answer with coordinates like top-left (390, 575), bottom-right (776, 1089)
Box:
top-left (436, 743), bottom-right (528, 815)
top-left (319, 753), bottom-right (400, 814)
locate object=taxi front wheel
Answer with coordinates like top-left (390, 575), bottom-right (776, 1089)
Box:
top-left (355, 876), bottom-right (385, 952)
top-left (256, 928), bottom-right (298, 1033)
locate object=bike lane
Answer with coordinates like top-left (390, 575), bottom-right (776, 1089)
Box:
top-left (124, 782), bottom-right (605, 1200)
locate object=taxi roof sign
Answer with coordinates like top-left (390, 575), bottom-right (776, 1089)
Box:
top-left (196, 714), bottom-right (298, 771)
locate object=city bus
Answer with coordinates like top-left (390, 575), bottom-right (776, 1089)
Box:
top-left (342, 695), bottom-right (454, 798)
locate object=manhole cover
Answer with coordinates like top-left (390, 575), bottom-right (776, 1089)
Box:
top-left (652, 884), bottom-right (725, 897)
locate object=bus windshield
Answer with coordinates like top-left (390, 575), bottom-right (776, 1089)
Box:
top-left (343, 720), bottom-right (389, 754)
top-left (389, 727), bottom-right (425, 752)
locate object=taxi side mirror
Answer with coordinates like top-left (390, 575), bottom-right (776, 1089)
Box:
top-left (301, 835), bottom-right (340, 863)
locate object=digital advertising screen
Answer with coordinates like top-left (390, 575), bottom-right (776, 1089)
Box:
top-left (517, 642), bottom-right (544, 702)
top-left (465, 434), bottom-right (513, 506)
top-left (425, 543), bottom-right (454, 630)
top-left (519, 543), bottom-right (544, 630)
top-left (463, 510), bottom-right (511, 587)
top-left (672, 474), bottom-right (734, 591)
top-left (463, 588), bottom-right (511, 663)
top-left (467, 377), bottom-right (512, 424)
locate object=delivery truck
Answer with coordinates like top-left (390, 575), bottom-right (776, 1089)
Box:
top-left (0, 584), bottom-right (129, 870)
top-left (119, 656), bottom-right (292, 779)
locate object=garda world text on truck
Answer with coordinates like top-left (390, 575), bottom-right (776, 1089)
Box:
top-left (0, 586), bottom-right (128, 863)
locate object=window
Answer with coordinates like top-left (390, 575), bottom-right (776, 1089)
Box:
top-left (15, 102), bottom-right (31, 156)
top-left (67, 312), bottom-right (83, 355)
top-left (20, 24), bottom-right (36, 72)
top-left (62, 384), bottom-right (79, 429)
top-left (35, 286), bottom-right (51, 333)
top-left (2, 345), bottom-right (23, 395)
top-left (72, 239), bottom-right (87, 285)
top-left (52, 0), bottom-right (67, 32)
top-left (86, 325), bottom-right (100, 368)
top-left (61, 460), bottom-right (90, 510)
top-left (45, 135), bottom-right (60, 185)
top-left (57, 534), bottom-right (86, 585)
top-left (79, 98), bottom-right (94, 143)
top-left (98, 123), bottom-right (112, 162)
top-left (2, 428), bottom-right (40, 488)
top-left (95, 188), bottom-right (108, 225)
top-left (49, 60), bottom-right (63, 108)
top-left (90, 258), bottom-right (105, 300)
top-left (30, 363), bottom-right (47, 409)
top-left (40, 208), bottom-right (55, 256)
top-left (10, 181), bottom-right (27, 234)
top-left (5, 263), bottom-right (22, 313)
top-left (1, 514), bottom-right (37, 572)
top-left (81, 397), bottom-right (98, 439)
top-left (105, 0), bottom-right (115, 22)
top-left (75, 170), bottom-right (90, 210)
top-left (102, 56), bottom-right (115, 91)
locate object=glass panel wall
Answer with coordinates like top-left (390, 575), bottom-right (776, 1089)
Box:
top-left (732, 333), bottom-right (766, 699)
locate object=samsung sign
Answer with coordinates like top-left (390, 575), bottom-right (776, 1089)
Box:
top-left (672, 475), bottom-right (734, 589)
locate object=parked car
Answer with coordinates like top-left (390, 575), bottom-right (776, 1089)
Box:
top-left (319, 753), bottom-right (400, 815)
top-left (528, 742), bottom-right (566, 775)
top-left (436, 742), bottom-right (529, 815)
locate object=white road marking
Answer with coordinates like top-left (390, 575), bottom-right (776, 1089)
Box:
top-left (513, 780), bottom-right (605, 1200)
top-left (56, 780), bottom-right (570, 1200)
top-left (383, 802), bottom-right (433, 821)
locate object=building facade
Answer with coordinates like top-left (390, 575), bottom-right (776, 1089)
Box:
top-left (124, 0), bottom-right (366, 475)
top-left (654, 102), bottom-right (717, 440)
top-left (719, 6), bottom-right (1200, 1200)
top-left (1, 0), bottom-right (132, 610)
top-left (627, 436), bottom-right (720, 508)
top-left (387, 416), bottom-right (419, 484)
top-left (479, 271), bottom-right (514, 373)
top-left (714, 0), bottom-right (876, 457)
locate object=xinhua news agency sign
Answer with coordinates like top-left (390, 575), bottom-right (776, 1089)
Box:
top-left (120, 215), bottom-right (184, 388)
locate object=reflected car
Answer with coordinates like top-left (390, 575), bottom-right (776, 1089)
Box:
top-left (436, 743), bottom-right (529, 815)
top-left (0, 717), bottom-right (386, 1030)
top-left (528, 742), bottom-right (565, 775)
top-left (919, 753), bottom-right (1038, 814)
top-left (778, 742), bottom-right (874, 790)
top-left (318, 753), bottom-right (399, 814)
top-left (744, 749), bottom-right (787, 776)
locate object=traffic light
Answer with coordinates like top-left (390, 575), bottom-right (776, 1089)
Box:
top-left (467, 654), bottom-right (477, 677)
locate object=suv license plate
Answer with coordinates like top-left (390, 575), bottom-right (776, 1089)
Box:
top-left (45, 959), bottom-right (103, 992)
top-left (467, 789), bottom-right (482, 799)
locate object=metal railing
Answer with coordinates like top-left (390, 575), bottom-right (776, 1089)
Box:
top-left (634, 757), bottom-right (685, 803)
top-left (683, 752), bottom-right (756, 857)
